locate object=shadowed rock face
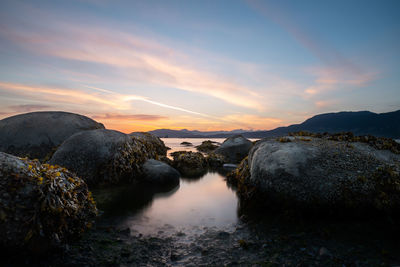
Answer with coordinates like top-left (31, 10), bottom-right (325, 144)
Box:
top-left (0, 111), bottom-right (104, 161)
top-left (50, 129), bottom-right (154, 186)
top-left (230, 136), bottom-right (400, 217)
top-left (215, 135), bottom-right (253, 163)
top-left (143, 159), bottom-right (180, 187)
top-left (0, 152), bottom-right (97, 253)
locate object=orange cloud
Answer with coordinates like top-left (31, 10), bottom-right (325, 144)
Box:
top-left (0, 81), bottom-right (125, 109)
top-left (92, 113), bottom-right (167, 121)
top-left (0, 24), bottom-right (264, 111)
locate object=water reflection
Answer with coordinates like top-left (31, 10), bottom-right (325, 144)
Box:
top-left (121, 171), bottom-right (238, 235)
top-left (93, 138), bottom-right (246, 236)
top-left (164, 138), bottom-right (225, 158)
top-left (93, 182), bottom-right (180, 218)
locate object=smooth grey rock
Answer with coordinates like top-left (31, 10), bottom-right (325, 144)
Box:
top-left (245, 137), bottom-right (400, 211)
top-left (143, 159), bottom-right (180, 186)
top-left (0, 111), bottom-right (104, 160)
top-left (215, 135), bottom-right (252, 163)
top-left (50, 129), bottom-right (153, 186)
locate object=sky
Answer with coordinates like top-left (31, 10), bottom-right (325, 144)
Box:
top-left (0, 0), bottom-right (399, 132)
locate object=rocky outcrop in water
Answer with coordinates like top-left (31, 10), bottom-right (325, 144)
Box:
top-left (143, 159), bottom-right (180, 187)
top-left (206, 153), bottom-right (227, 168)
top-left (50, 129), bottom-right (154, 186)
top-left (180, 141), bottom-right (193, 146)
top-left (0, 152), bottom-right (97, 253)
top-left (229, 135), bottom-right (400, 217)
top-left (196, 140), bottom-right (219, 153)
top-left (0, 111), bottom-right (104, 161)
top-left (215, 135), bottom-right (253, 163)
top-left (129, 132), bottom-right (168, 156)
top-left (171, 151), bottom-right (207, 177)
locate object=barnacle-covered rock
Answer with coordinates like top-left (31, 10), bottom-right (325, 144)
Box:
top-left (129, 132), bottom-right (168, 156)
top-left (232, 137), bottom-right (400, 218)
top-left (215, 135), bottom-right (253, 163)
top-left (196, 140), bottom-right (219, 153)
top-left (0, 152), bottom-right (97, 253)
top-left (50, 129), bottom-right (153, 186)
top-left (0, 111), bottom-right (104, 161)
top-left (171, 151), bottom-right (207, 178)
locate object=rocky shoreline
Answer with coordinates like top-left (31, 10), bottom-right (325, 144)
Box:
top-left (1, 112), bottom-right (400, 265)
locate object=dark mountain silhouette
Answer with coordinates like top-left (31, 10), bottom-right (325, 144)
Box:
top-left (149, 110), bottom-right (400, 139)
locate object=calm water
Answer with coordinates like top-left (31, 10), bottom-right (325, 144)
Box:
top-left (95, 138), bottom-right (252, 237)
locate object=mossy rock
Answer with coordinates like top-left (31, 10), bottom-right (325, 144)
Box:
top-left (0, 152), bottom-right (97, 254)
top-left (50, 129), bottom-right (154, 186)
top-left (129, 132), bottom-right (168, 156)
top-left (206, 153), bottom-right (226, 168)
top-left (195, 140), bottom-right (219, 153)
top-left (171, 151), bottom-right (207, 178)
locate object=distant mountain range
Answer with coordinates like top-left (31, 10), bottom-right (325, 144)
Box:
top-left (149, 110), bottom-right (400, 139)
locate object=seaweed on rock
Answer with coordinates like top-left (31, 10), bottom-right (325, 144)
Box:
top-left (0, 152), bottom-right (97, 254)
top-left (171, 151), bottom-right (207, 178)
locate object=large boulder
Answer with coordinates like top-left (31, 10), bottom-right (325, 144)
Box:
top-left (50, 129), bottom-right (154, 186)
top-left (171, 151), bottom-right (207, 178)
top-left (230, 136), bottom-right (400, 217)
top-left (143, 159), bottom-right (180, 187)
top-left (129, 132), bottom-right (168, 156)
top-left (0, 111), bottom-right (104, 161)
top-left (214, 135), bottom-right (252, 163)
top-left (0, 152), bottom-right (97, 253)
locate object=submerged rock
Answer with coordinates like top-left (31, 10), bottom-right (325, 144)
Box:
top-left (171, 151), bottom-right (207, 177)
top-left (0, 111), bottom-right (104, 161)
top-left (129, 132), bottom-right (168, 156)
top-left (143, 159), bottom-right (180, 187)
top-left (0, 152), bottom-right (97, 253)
top-left (215, 135), bottom-right (253, 163)
top-left (196, 140), bottom-right (219, 153)
top-left (50, 129), bottom-right (153, 186)
top-left (229, 136), bottom-right (400, 217)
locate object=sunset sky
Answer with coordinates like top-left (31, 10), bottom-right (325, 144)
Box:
top-left (0, 0), bottom-right (399, 132)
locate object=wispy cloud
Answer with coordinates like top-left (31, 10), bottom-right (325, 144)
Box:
top-left (0, 21), bottom-right (264, 110)
top-left (7, 104), bottom-right (51, 113)
top-left (91, 113), bottom-right (167, 121)
top-left (247, 0), bottom-right (377, 98)
top-left (304, 66), bottom-right (378, 97)
top-left (0, 81), bottom-right (210, 117)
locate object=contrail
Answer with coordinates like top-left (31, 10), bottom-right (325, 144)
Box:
top-left (83, 84), bottom-right (211, 118)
